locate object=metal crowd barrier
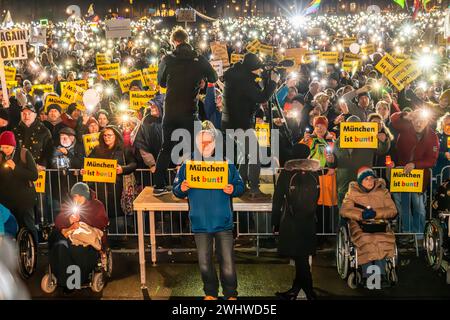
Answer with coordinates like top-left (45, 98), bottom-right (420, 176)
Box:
top-left (37, 166), bottom-right (437, 241)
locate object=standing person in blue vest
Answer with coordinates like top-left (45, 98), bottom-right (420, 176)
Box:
top-left (173, 121), bottom-right (245, 300)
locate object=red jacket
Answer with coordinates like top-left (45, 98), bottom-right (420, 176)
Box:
top-left (61, 113), bottom-right (78, 129)
top-left (390, 112), bottom-right (439, 191)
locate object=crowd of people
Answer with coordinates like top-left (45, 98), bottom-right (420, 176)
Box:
top-left (0, 9), bottom-right (449, 299)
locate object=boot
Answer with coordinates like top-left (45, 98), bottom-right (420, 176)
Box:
top-left (275, 287), bottom-right (300, 300)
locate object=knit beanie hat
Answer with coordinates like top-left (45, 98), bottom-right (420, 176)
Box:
top-left (70, 182), bottom-right (91, 200)
top-left (0, 131), bottom-right (16, 147)
top-left (357, 166), bottom-right (376, 187)
top-left (46, 104), bottom-right (62, 115)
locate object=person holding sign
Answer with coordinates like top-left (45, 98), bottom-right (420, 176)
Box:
top-left (153, 27), bottom-right (218, 196)
top-left (0, 131), bottom-right (39, 245)
top-left (340, 167), bottom-right (398, 284)
top-left (390, 109), bottom-right (439, 237)
top-left (172, 123), bottom-right (245, 300)
top-left (341, 85), bottom-right (373, 122)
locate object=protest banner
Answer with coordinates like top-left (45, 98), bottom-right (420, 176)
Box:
top-left (44, 95), bottom-right (68, 112)
top-left (319, 51), bottom-right (339, 64)
top-left (343, 53), bottom-right (361, 62)
top-left (343, 37), bottom-right (357, 48)
top-left (60, 83), bottom-right (78, 104)
top-left (210, 60), bottom-right (223, 77)
top-left (361, 43), bottom-right (376, 56)
top-left (284, 48), bottom-right (306, 66)
top-left (391, 52), bottom-right (409, 63)
top-left (105, 19), bottom-right (131, 38)
top-left (82, 158), bottom-right (117, 184)
top-left (6, 81), bottom-right (17, 92)
top-left (97, 63), bottom-right (120, 80)
top-left (60, 80), bottom-right (88, 91)
top-left (259, 44), bottom-right (275, 56)
top-left (342, 60), bottom-right (360, 74)
top-left (340, 122), bottom-right (378, 149)
top-left (34, 171), bottom-right (46, 193)
top-left (186, 160), bottom-right (228, 189)
top-left (246, 39), bottom-right (261, 54)
top-left (303, 50), bottom-right (320, 64)
top-left (386, 58), bottom-right (422, 91)
top-left (230, 53), bottom-right (244, 64)
top-left (4, 65), bottom-right (16, 81)
top-left (119, 70), bottom-right (145, 93)
top-left (129, 90), bottom-right (157, 110)
top-left (375, 53), bottom-right (399, 75)
top-left (30, 84), bottom-right (54, 95)
top-left (82, 133), bottom-right (100, 156)
top-left (210, 41), bottom-right (230, 69)
top-left (142, 65), bottom-right (158, 87)
top-left (96, 53), bottom-right (111, 65)
top-left (389, 169), bottom-right (424, 193)
top-left (255, 123), bottom-right (271, 147)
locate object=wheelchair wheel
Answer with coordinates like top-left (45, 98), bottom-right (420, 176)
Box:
top-left (17, 228), bottom-right (37, 279)
top-left (424, 219), bottom-right (444, 271)
top-left (91, 272), bottom-right (104, 293)
top-left (336, 225), bottom-right (350, 280)
top-left (41, 273), bottom-right (57, 294)
top-left (386, 260), bottom-right (398, 286)
top-left (347, 271), bottom-right (361, 289)
top-left (105, 249), bottom-right (113, 279)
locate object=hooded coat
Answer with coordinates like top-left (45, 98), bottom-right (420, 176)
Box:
top-left (340, 179), bottom-right (397, 265)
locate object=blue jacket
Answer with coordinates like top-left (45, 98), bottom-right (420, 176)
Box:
top-left (172, 159), bottom-right (244, 233)
top-left (0, 204), bottom-right (18, 237)
top-left (276, 85), bottom-right (289, 109)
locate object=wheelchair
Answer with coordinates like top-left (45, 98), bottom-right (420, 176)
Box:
top-left (40, 227), bottom-right (113, 294)
top-left (336, 220), bottom-right (398, 289)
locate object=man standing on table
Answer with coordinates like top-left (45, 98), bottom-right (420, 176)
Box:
top-left (153, 27), bottom-right (218, 196)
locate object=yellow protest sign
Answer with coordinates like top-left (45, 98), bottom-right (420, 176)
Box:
top-left (319, 51), bottom-right (339, 64)
top-left (284, 48), bottom-right (306, 67)
top-left (303, 50), bottom-right (320, 64)
top-left (375, 53), bottom-right (399, 75)
top-left (97, 63), bottom-right (120, 80)
top-left (343, 53), bottom-right (361, 62)
top-left (119, 70), bottom-right (145, 93)
top-left (159, 87), bottom-right (167, 94)
top-left (82, 158), bottom-right (117, 184)
top-left (96, 53), bottom-right (111, 65)
top-left (142, 65), bottom-right (158, 87)
top-left (210, 41), bottom-right (230, 69)
top-left (60, 80), bottom-right (88, 92)
top-left (342, 60), bottom-right (360, 74)
top-left (259, 44), bottom-right (274, 56)
top-left (343, 37), bottom-right (357, 48)
top-left (340, 122), bottom-right (378, 149)
top-left (230, 53), bottom-right (244, 64)
top-left (386, 59), bottom-right (422, 91)
top-left (30, 84), bottom-right (54, 95)
top-left (129, 90), bottom-right (157, 110)
top-left (44, 95), bottom-right (68, 112)
top-left (34, 171), bottom-right (46, 193)
top-left (246, 39), bottom-right (261, 54)
top-left (391, 53), bottom-right (409, 63)
top-left (82, 133), bottom-right (100, 156)
top-left (6, 81), bottom-right (17, 90)
top-left (4, 66), bottom-right (16, 81)
top-left (390, 169), bottom-right (424, 193)
top-left (186, 160), bottom-right (228, 190)
top-left (361, 44), bottom-right (376, 56)
top-left (255, 123), bottom-right (271, 147)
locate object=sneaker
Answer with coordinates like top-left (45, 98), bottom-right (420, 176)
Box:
top-left (153, 187), bottom-right (171, 197)
top-left (246, 190), bottom-right (272, 201)
top-left (204, 296), bottom-right (218, 300)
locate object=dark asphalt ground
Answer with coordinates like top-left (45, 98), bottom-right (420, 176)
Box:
top-left (23, 235), bottom-right (450, 300)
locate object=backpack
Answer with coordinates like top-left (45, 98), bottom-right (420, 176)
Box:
top-left (285, 170), bottom-right (320, 216)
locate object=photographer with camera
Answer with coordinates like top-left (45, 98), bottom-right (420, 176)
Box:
top-left (222, 53), bottom-right (280, 199)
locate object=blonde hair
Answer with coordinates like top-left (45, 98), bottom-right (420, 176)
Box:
top-left (313, 92), bottom-right (329, 104)
top-left (436, 112), bottom-right (450, 134)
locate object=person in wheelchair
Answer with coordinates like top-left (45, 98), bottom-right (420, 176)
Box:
top-left (49, 182), bottom-right (109, 293)
top-left (340, 167), bottom-right (398, 283)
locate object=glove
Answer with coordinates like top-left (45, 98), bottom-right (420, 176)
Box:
top-left (270, 71), bottom-right (280, 83)
top-left (362, 207), bottom-right (376, 220)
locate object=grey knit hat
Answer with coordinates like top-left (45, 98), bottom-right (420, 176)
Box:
top-left (70, 182), bottom-right (91, 200)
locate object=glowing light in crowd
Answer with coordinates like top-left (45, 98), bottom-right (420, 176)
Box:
top-left (417, 54), bottom-right (435, 70)
top-left (420, 108), bottom-right (431, 119)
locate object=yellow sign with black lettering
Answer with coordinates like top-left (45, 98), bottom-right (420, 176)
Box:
top-left (230, 53), bottom-right (244, 64)
top-left (83, 158), bottom-right (117, 184)
top-left (129, 90), bottom-right (157, 110)
top-left (186, 160), bottom-right (228, 190)
top-left (60, 80), bottom-right (88, 92)
top-left (259, 44), bottom-right (274, 56)
top-left (386, 59), bottom-right (422, 92)
top-left (4, 66), bottom-right (16, 81)
top-left (210, 41), bottom-right (230, 69)
top-left (246, 39), bottom-right (261, 54)
top-left (343, 53), bottom-right (361, 62)
top-left (30, 84), bottom-right (54, 96)
top-left (319, 51), bottom-right (339, 64)
top-left (97, 63), bottom-right (120, 80)
top-left (375, 53), bottom-right (399, 75)
top-left (34, 171), bottom-right (46, 193)
top-left (303, 50), bottom-right (319, 64)
top-left (340, 122), bottom-right (378, 149)
top-left (119, 70), bottom-right (145, 93)
top-left (343, 37), bottom-right (357, 48)
top-left (96, 53), bottom-right (111, 65)
top-left (342, 60), bottom-right (360, 74)
top-left (6, 81), bottom-right (17, 91)
top-left (255, 123), bottom-right (271, 147)
top-left (361, 44), bottom-right (375, 56)
top-left (44, 95), bottom-right (68, 112)
top-left (284, 48), bottom-right (306, 67)
top-left (390, 169), bottom-right (424, 193)
top-left (142, 65), bottom-right (158, 87)
top-left (82, 133), bottom-right (100, 156)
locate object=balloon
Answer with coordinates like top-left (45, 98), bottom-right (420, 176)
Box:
top-left (349, 43), bottom-right (360, 54)
top-left (83, 89), bottom-right (100, 111)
